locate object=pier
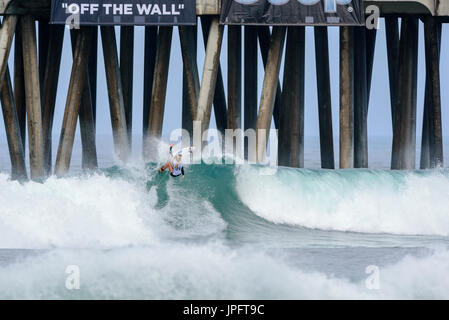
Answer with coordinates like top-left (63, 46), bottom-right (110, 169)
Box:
top-left (0, 0), bottom-right (447, 180)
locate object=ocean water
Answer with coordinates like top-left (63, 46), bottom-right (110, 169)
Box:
top-left (0, 136), bottom-right (449, 299)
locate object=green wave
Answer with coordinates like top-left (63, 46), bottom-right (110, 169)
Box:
top-left (101, 163), bottom-right (449, 248)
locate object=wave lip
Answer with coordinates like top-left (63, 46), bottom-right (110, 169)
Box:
top-left (236, 167), bottom-right (449, 236)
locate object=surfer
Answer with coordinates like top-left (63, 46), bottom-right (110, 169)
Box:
top-left (159, 146), bottom-right (185, 179)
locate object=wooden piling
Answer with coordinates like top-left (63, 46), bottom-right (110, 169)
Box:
top-left (421, 83), bottom-right (431, 169)
top-left (366, 28), bottom-right (377, 102)
top-left (228, 25), bottom-right (242, 158)
top-left (182, 74), bottom-right (193, 137)
top-left (256, 26), bottom-right (286, 163)
top-left (1, 66), bottom-right (27, 180)
top-left (314, 26), bottom-right (335, 169)
top-left (258, 26), bottom-right (282, 130)
top-left (14, 18), bottom-right (26, 150)
top-left (88, 27), bottom-right (98, 121)
top-left (55, 28), bottom-right (92, 176)
top-left (227, 25), bottom-right (242, 130)
top-left (101, 26), bottom-right (129, 162)
top-left (78, 80), bottom-right (98, 171)
top-left (421, 18), bottom-right (442, 168)
top-left (385, 17), bottom-right (400, 129)
top-left (279, 27), bottom-right (305, 168)
top-left (353, 27), bottom-right (368, 168)
top-left (196, 17), bottom-right (224, 135)
top-left (120, 26), bottom-right (134, 147)
top-left (0, 15), bottom-right (17, 90)
top-left (339, 27), bottom-right (354, 169)
top-left (200, 16), bottom-right (227, 135)
top-left (22, 15), bottom-right (45, 179)
top-left (180, 25), bottom-right (197, 137)
top-left (70, 29), bottom-right (98, 171)
top-left (391, 18), bottom-right (419, 170)
top-left (41, 25), bottom-right (64, 175)
top-left (0, 16), bottom-right (26, 180)
top-left (143, 26), bottom-right (158, 139)
top-left (145, 26), bottom-right (173, 160)
top-left (244, 26), bottom-right (258, 161)
top-left (179, 25), bottom-right (200, 127)
top-left (38, 20), bottom-right (49, 92)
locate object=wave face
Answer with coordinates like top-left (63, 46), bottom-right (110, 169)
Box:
top-left (1, 163), bottom-right (449, 299)
top-left (236, 167), bottom-right (449, 236)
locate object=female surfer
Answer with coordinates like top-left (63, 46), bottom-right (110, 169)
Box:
top-left (159, 148), bottom-right (185, 179)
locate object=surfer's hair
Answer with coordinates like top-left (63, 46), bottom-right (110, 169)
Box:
top-left (174, 153), bottom-right (182, 168)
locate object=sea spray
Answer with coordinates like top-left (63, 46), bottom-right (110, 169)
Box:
top-left (0, 172), bottom-right (153, 249)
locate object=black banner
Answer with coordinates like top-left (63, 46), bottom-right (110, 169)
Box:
top-left (0, 300), bottom-right (436, 319)
top-left (220, 0), bottom-right (365, 26)
top-left (51, 0), bottom-right (196, 26)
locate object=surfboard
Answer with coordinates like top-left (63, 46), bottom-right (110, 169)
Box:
top-left (169, 145), bottom-right (195, 159)
top-left (179, 146), bottom-right (195, 155)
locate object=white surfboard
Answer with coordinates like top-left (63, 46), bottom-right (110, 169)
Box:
top-left (169, 146), bottom-right (195, 159)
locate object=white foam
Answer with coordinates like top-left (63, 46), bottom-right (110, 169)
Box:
top-left (1, 244), bottom-right (448, 299)
top-left (0, 173), bottom-right (154, 249)
top-left (236, 167), bottom-right (449, 236)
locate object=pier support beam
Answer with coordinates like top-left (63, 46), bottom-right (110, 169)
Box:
top-left (227, 25), bottom-right (242, 131)
top-left (421, 80), bottom-right (431, 169)
top-left (120, 26), bottom-right (134, 147)
top-left (14, 18), bottom-right (26, 151)
top-left (421, 18), bottom-right (442, 169)
top-left (179, 25), bottom-right (199, 135)
top-left (70, 29), bottom-right (98, 171)
top-left (196, 17), bottom-right (224, 135)
top-left (228, 25), bottom-right (242, 158)
top-left (101, 26), bottom-right (129, 162)
top-left (55, 28), bottom-right (92, 176)
top-left (143, 26), bottom-right (158, 141)
top-left (366, 28), bottom-right (377, 102)
top-left (258, 26), bottom-right (282, 130)
top-left (315, 27), bottom-right (335, 169)
top-left (1, 67), bottom-right (27, 180)
top-left (145, 26), bottom-right (173, 160)
top-left (0, 15), bottom-right (17, 90)
top-left (200, 16), bottom-right (227, 135)
top-left (385, 17), bottom-right (400, 130)
top-left (353, 27), bottom-right (368, 168)
top-left (391, 18), bottom-right (419, 170)
top-left (38, 20), bottom-right (49, 93)
top-left (339, 27), bottom-right (354, 169)
top-left (279, 27), bottom-right (305, 168)
top-left (22, 15), bottom-right (44, 179)
top-left (0, 16), bottom-right (26, 180)
top-left (256, 26), bottom-right (286, 163)
top-left (41, 25), bottom-right (64, 175)
top-left (244, 26), bottom-right (258, 161)
top-left (88, 27), bottom-right (98, 121)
